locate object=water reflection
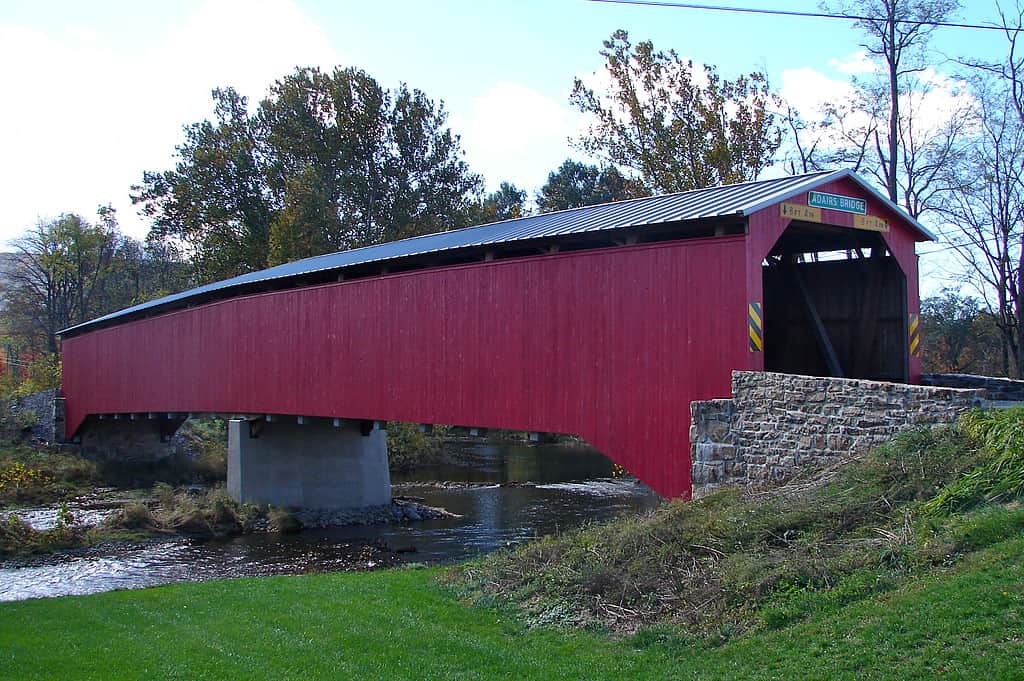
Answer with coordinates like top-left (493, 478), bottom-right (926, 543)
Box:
top-left (0, 441), bottom-right (660, 602)
top-left (390, 441), bottom-right (617, 485)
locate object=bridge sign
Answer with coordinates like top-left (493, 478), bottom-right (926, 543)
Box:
top-left (808, 191), bottom-right (867, 215)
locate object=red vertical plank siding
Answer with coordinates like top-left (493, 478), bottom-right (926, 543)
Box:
top-left (62, 237), bottom-right (748, 498)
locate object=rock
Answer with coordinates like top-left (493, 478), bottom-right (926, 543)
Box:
top-left (287, 500), bottom-right (457, 530)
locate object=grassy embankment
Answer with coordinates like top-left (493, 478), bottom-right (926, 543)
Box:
top-left (453, 407), bottom-right (1024, 639)
top-left (1, 408), bottom-right (1023, 679)
top-left (0, 418), bottom-right (227, 507)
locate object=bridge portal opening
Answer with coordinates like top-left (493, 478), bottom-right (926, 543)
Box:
top-left (761, 221), bottom-right (908, 382)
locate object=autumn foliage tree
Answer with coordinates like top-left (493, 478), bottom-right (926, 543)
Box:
top-left (571, 30), bottom-right (782, 194)
top-left (920, 291), bottom-right (1003, 375)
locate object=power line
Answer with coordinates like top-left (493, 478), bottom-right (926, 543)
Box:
top-left (586, 0), bottom-right (1011, 32)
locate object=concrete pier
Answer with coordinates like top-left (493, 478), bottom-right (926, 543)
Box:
top-left (227, 418), bottom-right (391, 509)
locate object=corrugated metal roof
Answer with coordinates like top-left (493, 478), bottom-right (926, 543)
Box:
top-left (60, 169), bottom-right (932, 335)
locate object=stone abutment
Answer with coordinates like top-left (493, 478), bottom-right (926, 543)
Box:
top-left (691, 371), bottom-right (985, 488)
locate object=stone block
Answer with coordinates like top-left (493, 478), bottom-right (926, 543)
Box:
top-left (695, 442), bottom-right (717, 461)
top-left (713, 444), bottom-right (737, 460)
top-left (746, 463), bottom-right (767, 480)
top-left (707, 421), bottom-right (732, 442)
top-left (699, 371), bottom-right (982, 493)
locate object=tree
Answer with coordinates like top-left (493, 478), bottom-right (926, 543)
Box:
top-left (536, 160), bottom-right (649, 212)
top-left (267, 165), bottom-right (342, 265)
top-left (570, 30), bottom-right (782, 194)
top-left (269, 69), bottom-right (484, 252)
top-left (0, 209), bottom-right (181, 358)
top-left (3, 211), bottom-right (121, 354)
top-left (920, 290), bottom-right (1003, 375)
top-left (481, 182), bottom-right (528, 221)
top-left (822, 0), bottom-right (963, 215)
top-left (134, 67), bottom-right (483, 281)
top-left (780, 102), bottom-right (827, 175)
top-left (380, 82), bottom-right (485, 239)
top-left (132, 88), bottom-right (272, 283)
top-left (935, 78), bottom-right (1024, 377)
top-left (959, 3), bottom-right (1024, 129)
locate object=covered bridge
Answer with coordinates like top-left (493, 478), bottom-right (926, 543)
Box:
top-left (59, 169), bottom-right (932, 500)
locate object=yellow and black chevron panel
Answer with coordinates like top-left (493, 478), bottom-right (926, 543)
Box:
top-left (748, 302), bottom-right (763, 353)
top-left (909, 312), bottom-right (921, 358)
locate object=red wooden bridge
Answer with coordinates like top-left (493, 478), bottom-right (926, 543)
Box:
top-left (59, 170), bottom-right (931, 500)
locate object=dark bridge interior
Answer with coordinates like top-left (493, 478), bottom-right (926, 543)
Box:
top-left (762, 221), bottom-right (908, 382)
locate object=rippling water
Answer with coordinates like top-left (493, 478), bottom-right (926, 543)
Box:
top-left (0, 442), bottom-right (660, 602)
top-left (10, 504), bottom-right (119, 531)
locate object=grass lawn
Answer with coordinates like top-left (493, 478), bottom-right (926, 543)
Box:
top-left (1, 536), bottom-right (1022, 681)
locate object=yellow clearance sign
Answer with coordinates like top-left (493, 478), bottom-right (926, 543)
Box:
top-left (853, 214), bottom-right (890, 232)
top-left (780, 203), bottom-right (822, 222)
top-left (780, 203), bottom-right (890, 233)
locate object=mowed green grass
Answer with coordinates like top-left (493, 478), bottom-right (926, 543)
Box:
top-left (2, 538), bottom-right (1023, 681)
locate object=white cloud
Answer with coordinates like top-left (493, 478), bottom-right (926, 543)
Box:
top-left (154, 0), bottom-right (339, 117)
top-left (780, 66), bottom-right (859, 120)
top-left (829, 51), bottom-right (876, 76)
top-left (913, 67), bottom-right (974, 127)
top-left (0, 0), bottom-right (341, 246)
top-left (65, 25), bottom-right (100, 43)
top-left (453, 81), bottom-right (582, 195)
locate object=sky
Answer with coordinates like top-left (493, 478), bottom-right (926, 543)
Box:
top-left (0, 0), bottom-right (1012, 289)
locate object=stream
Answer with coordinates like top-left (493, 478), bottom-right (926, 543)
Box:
top-left (0, 441), bottom-right (660, 602)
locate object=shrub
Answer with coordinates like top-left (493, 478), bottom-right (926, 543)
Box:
top-left (267, 507), bottom-right (302, 533)
top-left (0, 446), bottom-right (99, 504)
top-left (151, 484), bottom-right (258, 536)
top-left (0, 354), bottom-right (61, 403)
top-left (175, 418), bottom-right (228, 482)
top-left (0, 461), bottom-right (54, 502)
top-left (924, 407), bottom-right (1024, 514)
top-left (1, 507), bottom-right (86, 556)
top-left (387, 422), bottom-right (451, 470)
top-left (0, 514), bottom-right (36, 555)
top-left (104, 502), bottom-right (158, 531)
top-left (14, 409), bottom-right (39, 431)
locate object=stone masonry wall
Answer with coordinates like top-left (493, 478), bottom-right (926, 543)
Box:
top-left (691, 371), bottom-right (984, 487)
top-left (921, 373), bottom-right (1024, 403)
top-left (9, 389), bottom-right (58, 443)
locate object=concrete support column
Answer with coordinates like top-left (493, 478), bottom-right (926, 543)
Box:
top-left (227, 418), bottom-right (391, 509)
